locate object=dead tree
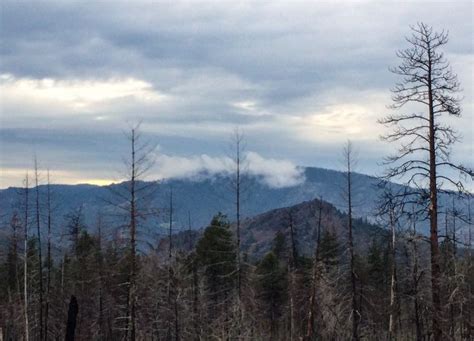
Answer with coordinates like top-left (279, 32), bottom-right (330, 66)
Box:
top-left (96, 213), bottom-right (105, 341)
top-left (287, 209), bottom-right (297, 341)
top-left (166, 186), bottom-right (180, 341)
top-left (409, 208), bottom-right (423, 341)
top-left (379, 23), bottom-right (473, 340)
top-left (22, 173), bottom-right (30, 341)
top-left (229, 127), bottom-right (247, 331)
top-left (104, 124), bottom-right (157, 341)
top-left (34, 157), bottom-right (44, 341)
top-left (377, 186), bottom-right (406, 339)
top-left (44, 170), bottom-right (52, 341)
top-left (107, 123), bottom-right (157, 340)
top-left (342, 141), bottom-right (359, 340)
top-left (305, 198), bottom-right (324, 340)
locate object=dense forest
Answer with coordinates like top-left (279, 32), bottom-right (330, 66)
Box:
top-left (0, 23), bottom-right (473, 341)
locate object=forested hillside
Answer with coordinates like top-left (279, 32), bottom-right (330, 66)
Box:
top-left (1, 195), bottom-right (472, 340)
top-left (0, 167), bottom-right (386, 234)
top-left (0, 166), bottom-right (465, 241)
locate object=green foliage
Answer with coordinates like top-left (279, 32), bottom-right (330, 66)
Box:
top-left (367, 239), bottom-right (386, 291)
top-left (195, 213), bottom-right (237, 302)
top-left (255, 251), bottom-right (287, 332)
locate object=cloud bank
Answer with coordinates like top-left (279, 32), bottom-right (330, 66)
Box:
top-left (0, 1), bottom-right (472, 187)
top-left (154, 151), bottom-right (305, 189)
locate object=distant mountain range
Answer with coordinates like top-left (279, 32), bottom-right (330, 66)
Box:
top-left (0, 167), bottom-right (468, 241)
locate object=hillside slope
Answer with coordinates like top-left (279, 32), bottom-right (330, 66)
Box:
top-left (0, 166), bottom-right (463, 237)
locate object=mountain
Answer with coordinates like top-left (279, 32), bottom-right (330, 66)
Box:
top-left (0, 166), bottom-right (466, 238)
top-left (159, 196), bottom-right (388, 261)
top-left (239, 197), bottom-right (384, 260)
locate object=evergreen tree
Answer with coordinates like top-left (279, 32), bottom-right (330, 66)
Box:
top-left (255, 251), bottom-right (287, 339)
top-left (195, 213), bottom-right (237, 336)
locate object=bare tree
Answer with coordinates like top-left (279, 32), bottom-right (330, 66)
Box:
top-left (379, 23), bottom-right (473, 340)
top-left (166, 186), bottom-right (180, 341)
top-left (287, 209), bottom-right (297, 341)
top-left (33, 157), bottom-right (44, 341)
top-left (377, 186), bottom-right (406, 339)
top-left (22, 173), bottom-right (30, 341)
top-left (342, 140), bottom-right (359, 340)
top-left (96, 212), bottom-right (105, 341)
top-left (229, 127), bottom-right (247, 332)
top-left (44, 170), bottom-right (52, 341)
top-left (408, 208), bottom-right (424, 341)
top-left (108, 123), bottom-right (157, 340)
top-left (305, 198), bottom-right (324, 340)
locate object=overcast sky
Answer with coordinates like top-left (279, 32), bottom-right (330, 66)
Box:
top-left (0, 1), bottom-right (472, 188)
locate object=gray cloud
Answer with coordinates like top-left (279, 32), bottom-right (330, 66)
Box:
top-left (0, 0), bottom-right (472, 188)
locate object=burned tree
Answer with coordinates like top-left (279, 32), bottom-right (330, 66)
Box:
top-left (33, 158), bottom-right (44, 341)
top-left (379, 23), bottom-right (473, 340)
top-left (342, 140), bottom-right (359, 340)
top-left (229, 127), bottom-right (248, 332)
top-left (376, 186), bottom-right (406, 339)
top-left (305, 198), bottom-right (324, 340)
top-left (108, 123), bottom-right (157, 340)
top-left (22, 173), bottom-right (30, 341)
top-left (44, 170), bottom-right (53, 341)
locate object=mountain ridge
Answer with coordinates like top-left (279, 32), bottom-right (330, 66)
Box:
top-left (0, 166), bottom-right (464, 237)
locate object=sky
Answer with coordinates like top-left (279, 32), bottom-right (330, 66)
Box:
top-left (0, 1), bottom-right (473, 189)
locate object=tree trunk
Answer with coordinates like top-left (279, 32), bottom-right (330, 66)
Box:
top-left (23, 174), bottom-right (30, 341)
top-left (427, 47), bottom-right (442, 341)
top-left (346, 146), bottom-right (359, 340)
top-left (128, 129), bottom-right (137, 341)
top-left (235, 131), bottom-right (242, 333)
top-left (388, 207), bottom-right (397, 339)
top-left (411, 214), bottom-right (422, 341)
top-left (288, 262), bottom-right (295, 341)
top-left (306, 199), bottom-right (323, 340)
top-left (65, 295), bottom-right (78, 341)
top-left (192, 259), bottom-right (200, 341)
top-left (34, 160), bottom-right (44, 341)
top-left (167, 187), bottom-right (174, 341)
top-left (44, 171), bottom-right (52, 341)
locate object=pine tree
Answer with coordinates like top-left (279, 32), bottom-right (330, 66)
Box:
top-left (195, 213), bottom-right (237, 337)
top-left (255, 251), bottom-right (287, 339)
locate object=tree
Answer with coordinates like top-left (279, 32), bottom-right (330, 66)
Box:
top-left (255, 251), bottom-right (287, 339)
top-left (166, 186), bottom-right (180, 341)
top-left (65, 206), bottom-right (85, 258)
top-left (195, 213), bottom-right (237, 336)
top-left (379, 23), bottom-right (473, 340)
top-left (229, 127), bottom-right (247, 331)
top-left (44, 171), bottom-right (53, 341)
top-left (377, 187), bottom-right (405, 339)
top-left (305, 198), bottom-right (324, 340)
top-left (407, 210), bottom-right (424, 341)
top-left (286, 209), bottom-right (297, 341)
top-left (342, 140), bottom-right (359, 340)
top-left (33, 158), bottom-right (44, 341)
top-left (1, 212), bottom-right (23, 340)
top-left (65, 295), bottom-right (78, 341)
top-left (22, 173), bottom-right (30, 341)
top-left (107, 123), bottom-right (157, 340)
